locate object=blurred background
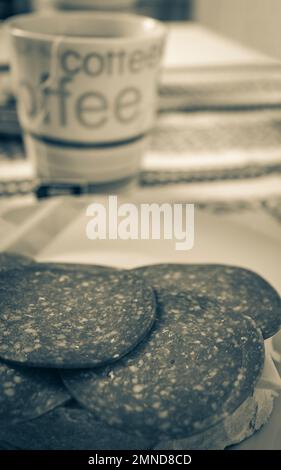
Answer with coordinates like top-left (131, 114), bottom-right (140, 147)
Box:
top-left (0, 0), bottom-right (281, 205)
top-left (1, 0), bottom-right (281, 60)
top-left (0, 0), bottom-right (193, 21)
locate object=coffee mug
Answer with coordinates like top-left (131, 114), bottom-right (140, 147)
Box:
top-left (7, 12), bottom-right (166, 186)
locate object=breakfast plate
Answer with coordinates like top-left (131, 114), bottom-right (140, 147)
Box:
top-left (0, 193), bottom-right (280, 449)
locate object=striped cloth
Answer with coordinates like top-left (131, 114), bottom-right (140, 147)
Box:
top-left (1, 106), bottom-right (281, 200)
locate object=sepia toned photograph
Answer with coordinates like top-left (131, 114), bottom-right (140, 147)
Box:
top-left (0, 0), bottom-right (280, 460)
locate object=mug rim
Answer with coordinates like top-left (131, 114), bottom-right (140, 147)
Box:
top-left (6, 12), bottom-right (166, 44)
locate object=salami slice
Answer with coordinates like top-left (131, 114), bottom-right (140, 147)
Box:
top-left (0, 360), bottom-right (69, 425)
top-left (0, 252), bottom-right (33, 272)
top-left (134, 264), bottom-right (281, 339)
top-left (0, 404), bottom-right (151, 450)
top-left (62, 292), bottom-right (264, 441)
top-left (0, 265), bottom-right (156, 368)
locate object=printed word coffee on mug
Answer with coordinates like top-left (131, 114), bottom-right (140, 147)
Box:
top-left (7, 13), bottom-right (166, 185)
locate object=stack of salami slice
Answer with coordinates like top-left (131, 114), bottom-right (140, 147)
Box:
top-left (0, 253), bottom-right (280, 449)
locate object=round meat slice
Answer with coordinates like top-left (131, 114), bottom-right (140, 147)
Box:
top-left (0, 404), bottom-right (151, 450)
top-left (0, 360), bottom-right (70, 425)
top-left (0, 252), bottom-right (33, 272)
top-left (40, 262), bottom-right (116, 273)
top-left (0, 265), bottom-right (156, 368)
top-left (62, 292), bottom-right (264, 441)
top-left (134, 264), bottom-right (281, 339)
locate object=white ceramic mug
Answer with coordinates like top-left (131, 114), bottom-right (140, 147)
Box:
top-left (7, 12), bottom-right (166, 185)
